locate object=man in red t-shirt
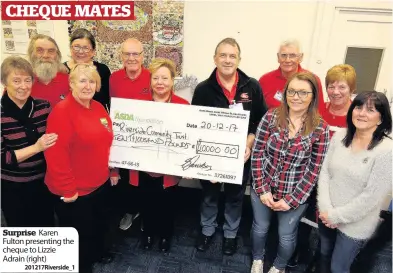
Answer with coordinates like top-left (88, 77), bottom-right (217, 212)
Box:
top-left (109, 38), bottom-right (151, 231)
top-left (258, 39), bottom-right (325, 113)
top-left (28, 34), bottom-right (69, 107)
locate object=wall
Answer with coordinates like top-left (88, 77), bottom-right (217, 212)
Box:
top-left (1, 1), bottom-right (392, 196)
top-left (1, 1), bottom-right (320, 81)
top-left (182, 1), bottom-right (318, 81)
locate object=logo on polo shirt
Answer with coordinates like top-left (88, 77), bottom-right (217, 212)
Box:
top-left (100, 118), bottom-right (111, 132)
top-left (60, 94), bottom-right (65, 100)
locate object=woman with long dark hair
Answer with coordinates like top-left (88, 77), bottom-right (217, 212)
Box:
top-left (317, 91), bottom-right (392, 273)
top-left (250, 72), bottom-right (330, 273)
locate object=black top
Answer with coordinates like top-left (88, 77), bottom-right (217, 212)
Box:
top-left (64, 61), bottom-right (111, 111)
top-left (1, 93), bottom-right (51, 182)
top-left (191, 68), bottom-right (268, 135)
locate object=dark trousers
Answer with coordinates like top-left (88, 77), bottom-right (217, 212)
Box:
top-left (54, 181), bottom-right (112, 272)
top-left (199, 160), bottom-right (250, 238)
top-left (139, 172), bottom-right (176, 238)
top-left (1, 179), bottom-right (54, 227)
top-left (114, 169), bottom-right (140, 218)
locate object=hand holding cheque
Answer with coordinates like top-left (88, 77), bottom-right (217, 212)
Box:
top-left (109, 98), bottom-right (250, 185)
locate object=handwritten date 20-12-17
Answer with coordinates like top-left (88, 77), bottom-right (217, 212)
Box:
top-left (187, 122), bottom-right (238, 132)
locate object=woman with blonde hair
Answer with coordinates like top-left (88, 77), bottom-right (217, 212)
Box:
top-left (129, 58), bottom-right (189, 252)
top-left (44, 64), bottom-right (119, 273)
top-left (250, 72), bottom-right (330, 273)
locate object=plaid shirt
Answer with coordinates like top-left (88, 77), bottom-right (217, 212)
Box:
top-left (251, 109), bottom-right (330, 209)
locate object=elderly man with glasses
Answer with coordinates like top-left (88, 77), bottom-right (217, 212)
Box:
top-left (109, 38), bottom-right (150, 100)
top-left (109, 38), bottom-right (151, 232)
top-left (27, 34), bottom-right (70, 107)
top-left (258, 39), bottom-right (324, 113)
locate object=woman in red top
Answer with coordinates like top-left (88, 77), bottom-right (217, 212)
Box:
top-left (44, 64), bottom-right (119, 273)
top-left (131, 58), bottom-right (189, 252)
top-left (305, 65), bottom-right (356, 272)
top-left (321, 64), bottom-right (356, 135)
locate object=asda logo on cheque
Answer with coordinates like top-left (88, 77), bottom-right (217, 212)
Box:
top-left (114, 112), bottom-right (134, 120)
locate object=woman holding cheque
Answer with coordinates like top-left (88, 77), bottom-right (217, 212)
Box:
top-left (44, 64), bottom-right (119, 273)
top-left (129, 58), bottom-right (189, 252)
top-left (317, 91), bottom-right (392, 273)
top-left (250, 72), bottom-right (329, 273)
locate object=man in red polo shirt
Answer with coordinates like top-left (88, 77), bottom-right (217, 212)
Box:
top-left (28, 34), bottom-right (69, 106)
top-left (109, 38), bottom-right (150, 100)
top-left (259, 39), bottom-right (325, 113)
top-left (110, 38), bottom-right (151, 231)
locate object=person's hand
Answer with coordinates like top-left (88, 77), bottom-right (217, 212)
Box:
top-left (35, 133), bottom-right (58, 152)
top-left (62, 192), bottom-right (78, 203)
top-left (319, 211), bottom-right (338, 229)
top-left (259, 192), bottom-right (274, 208)
top-left (272, 199), bottom-right (291, 211)
top-left (210, 180), bottom-right (220, 184)
top-left (110, 176), bottom-right (119, 186)
top-left (244, 146), bottom-right (251, 162)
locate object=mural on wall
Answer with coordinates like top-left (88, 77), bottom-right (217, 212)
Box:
top-left (67, 0), bottom-right (184, 76)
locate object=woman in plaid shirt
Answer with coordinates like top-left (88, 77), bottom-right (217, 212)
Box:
top-left (250, 72), bottom-right (330, 273)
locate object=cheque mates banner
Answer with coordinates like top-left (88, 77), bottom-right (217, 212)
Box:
top-left (109, 98), bottom-right (250, 185)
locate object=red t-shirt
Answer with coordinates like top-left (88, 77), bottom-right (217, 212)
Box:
top-left (258, 65), bottom-right (325, 113)
top-left (109, 67), bottom-right (151, 100)
top-left (44, 94), bottom-right (113, 198)
top-left (216, 70), bottom-right (238, 103)
top-left (320, 102), bottom-right (348, 137)
top-left (31, 72), bottom-right (70, 107)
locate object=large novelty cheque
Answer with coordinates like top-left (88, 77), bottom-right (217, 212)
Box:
top-left (109, 98), bottom-right (250, 184)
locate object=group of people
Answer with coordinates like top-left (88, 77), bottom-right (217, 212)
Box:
top-left (1, 28), bottom-right (391, 273)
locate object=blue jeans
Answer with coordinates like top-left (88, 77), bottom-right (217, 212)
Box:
top-left (319, 221), bottom-right (367, 273)
top-left (250, 190), bottom-right (308, 270)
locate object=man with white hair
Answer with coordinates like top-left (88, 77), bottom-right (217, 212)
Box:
top-left (259, 39), bottom-right (324, 112)
top-left (28, 34), bottom-right (69, 106)
top-left (109, 38), bottom-right (151, 232)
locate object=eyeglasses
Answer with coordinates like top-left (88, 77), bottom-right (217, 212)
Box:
top-left (287, 89), bottom-right (313, 98)
top-left (36, 47), bottom-right (57, 55)
top-left (277, 53), bottom-right (302, 60)
top-left (71, 45), bottom-right (92, 53)
top-left (122, 51), bottom-right (143, 59)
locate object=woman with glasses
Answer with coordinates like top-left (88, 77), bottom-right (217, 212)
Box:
top-left (44, 64), bottom-right (119, 273)
top-left (1, 56), bottom-right (57, 227)
top-left (250, 72), bottom-right (329, 273)
top-left (64, 28), bottom-right (111, 111)
top-left (317, 91), bottom-right (392, 273)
